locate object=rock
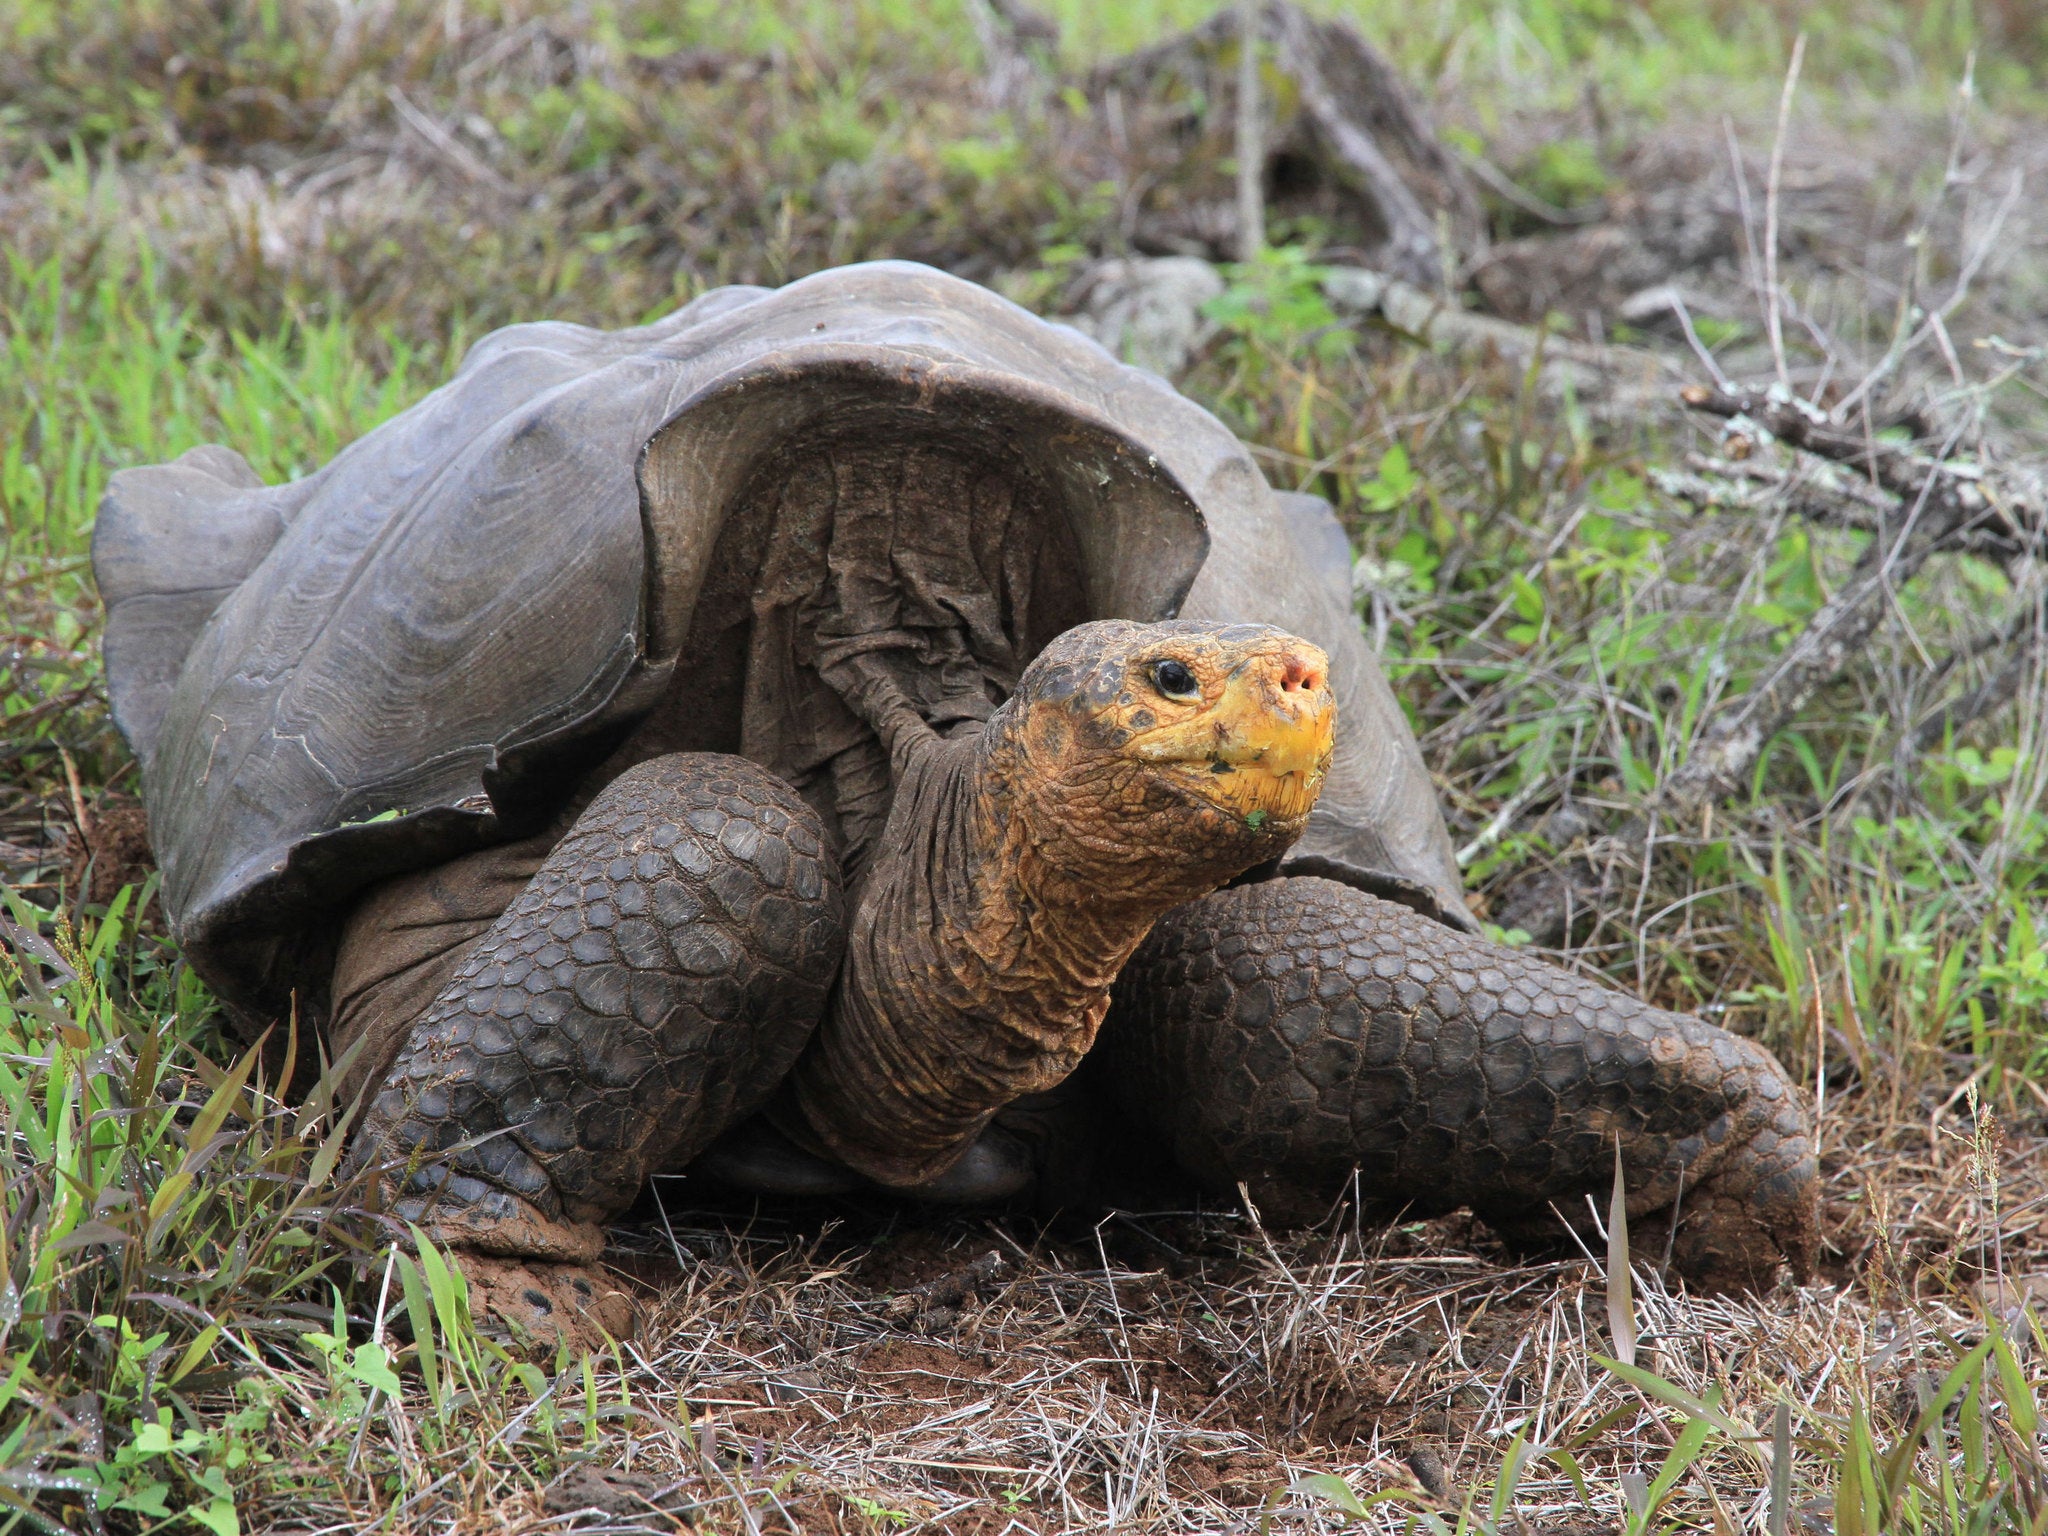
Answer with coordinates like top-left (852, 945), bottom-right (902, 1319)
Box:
top-left (1321, 261), bottom-right (1680, 412)
top-left (1976, 1273), bottom-right (2048, 1326)
top-left (1472, 224), bottom-right (1653, 329)
top-left (1537, 800), bottom-right (1596, 847)
top-left (1404, 1445), bottom-right (1451, 1500)
top-left (1061, 256), bottom-right (1224, 377)
top-left (1320, 265), bottom-right (1388, 314)
top-left (1488, 862), bottom-right (1598, 949)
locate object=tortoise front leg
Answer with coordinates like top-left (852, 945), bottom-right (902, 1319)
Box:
top-left (1102, 876), bottom-right (1817, 1289)
top-left (351, 753), bottom-right (845, 1334)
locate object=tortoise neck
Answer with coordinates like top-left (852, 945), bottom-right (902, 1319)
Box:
top-left (876, 725), bottom-right (1185, 1010)
top-left (967, 735), bottom-right (1187, 985)
top-left (784, 725), bottom-right (1198, 1189)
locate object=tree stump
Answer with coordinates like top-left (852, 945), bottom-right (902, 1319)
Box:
top-left (1089, 0), bottom-right (1483, 285)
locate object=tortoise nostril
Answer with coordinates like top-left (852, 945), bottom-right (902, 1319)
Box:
top-left (1278, 657), bottom-right (1319, 693)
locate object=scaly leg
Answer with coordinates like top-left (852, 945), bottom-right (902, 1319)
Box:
top-left (351, 753), bottom-right (845, 1339)
top-left (1103, 876), bottom-right (1816, 1289)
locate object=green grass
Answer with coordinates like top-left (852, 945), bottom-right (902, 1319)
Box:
top-left (0, 896), bottom-right (667, 1529)
top-left (3, 240), bottom-right (444, 538)
top-left (1, 2), bottom-right (2039, 346)
top-left (2, 0), bottom-right (2047, 1529)
top-left (0, 889), bottom-right (342, 1529)
top-left (1, 240), bottom-right (448, 802)
top-left (4, 0), bottom-right (2038, 134)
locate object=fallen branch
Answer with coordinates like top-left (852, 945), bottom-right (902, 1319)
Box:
top-left (1679, 385), bottom-right (2047, 563)
top-left (1651, 398), bottom-right (2048, 795)
top-left (1322, 265), bottom-right (1679, 407)
top-left (1651, 452), bottom-right (1894, 535)
top-left (1655, 500), bottom-right (1957, 816)
top-left (1060, 253), bottom-right (1678, 401)
top-left (1654, 383), bottom-right (2031, 813)
top-left (1495, 389), bottom-right (2045, 943)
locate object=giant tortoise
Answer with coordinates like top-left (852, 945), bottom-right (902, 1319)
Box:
top-left (94, 261), bottom-right (1816, 1339)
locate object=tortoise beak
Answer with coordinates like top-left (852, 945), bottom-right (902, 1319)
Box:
top-left (1203, 647), bottom-right (1334, 820)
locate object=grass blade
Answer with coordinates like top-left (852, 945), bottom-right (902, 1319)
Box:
top-left (1607, 1140), bottom-right (1636, 1368)
top-left (1768, 1399), bottom-right (1791, 1536)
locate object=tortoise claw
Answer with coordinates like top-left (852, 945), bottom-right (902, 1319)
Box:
top-left (1628, 1070), bottom-right (1819, 1291)
top-left (454, 1253), bottom-right (639, 1350)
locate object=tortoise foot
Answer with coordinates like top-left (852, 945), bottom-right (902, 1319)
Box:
top-left (1103, 875), bottom-right (1819, 1290)
top-left (350, 753), bottom-right (845, 1241)
top-left (456, 1252), bottom-right (639, 1349)
top-left (1624, 1084), bottom-right (1818, 1289)
top-left (692, 1116), bottom-right (864, 1198)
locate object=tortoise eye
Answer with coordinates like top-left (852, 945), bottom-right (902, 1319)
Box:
top-left (1150, 659), bottom-right (1200, 700)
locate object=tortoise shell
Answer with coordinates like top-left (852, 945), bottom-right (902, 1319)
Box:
top-left (93, 261), bottom-right (1465, 1035)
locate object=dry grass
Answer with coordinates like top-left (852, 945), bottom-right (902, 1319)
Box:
top-left (236, 1089), bottom-right (2047, 1532)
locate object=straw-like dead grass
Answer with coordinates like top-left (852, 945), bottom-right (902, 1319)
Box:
top-left (225, 1088), bottom-right (2043, 1533)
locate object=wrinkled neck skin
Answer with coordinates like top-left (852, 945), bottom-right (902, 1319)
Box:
top-left (786, 700), bottom-right (1290, 1188)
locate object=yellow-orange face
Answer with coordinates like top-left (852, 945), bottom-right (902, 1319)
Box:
top-left (1113, 628), bottom-right (1334, 828)
top-left (988, 620), bottom-right (1336, 891)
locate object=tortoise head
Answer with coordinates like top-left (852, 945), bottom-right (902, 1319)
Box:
top-left (984, 619), bottom-right (1335, 893)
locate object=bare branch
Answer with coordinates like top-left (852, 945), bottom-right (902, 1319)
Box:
top-left (1722, 115), bottom-right (1768, 345)
top-left (1651, 452), bottom-right (1892, 535)
top-left (1656, 494), bottom-right (1957, 815)
top-left (1653, 387), bottom-right (2008, 815)
top-left (1832, 167), bottom-right (2025, 421)
top-left (1680, 385), bottom-right (2045, 562)
top-left (1456, 148), bottom-right (1607, 226)
top-left (1762, 33), bottom-right (1807, 395)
